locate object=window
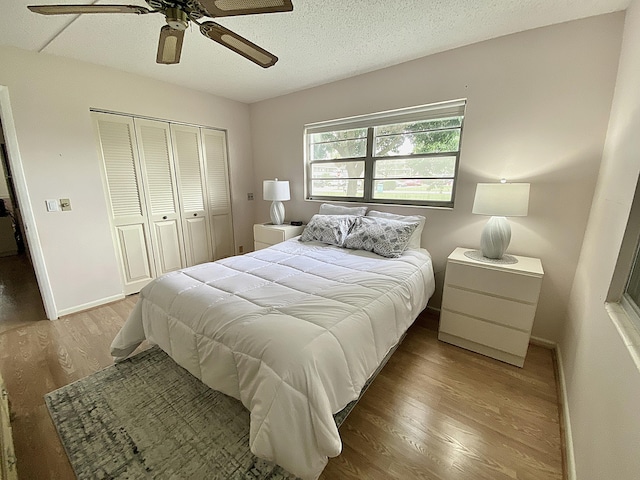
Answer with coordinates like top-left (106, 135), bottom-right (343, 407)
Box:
top-left (305, 100), bottom-right (466, 207)
top-left (607, 177), bottom-right (640, 367)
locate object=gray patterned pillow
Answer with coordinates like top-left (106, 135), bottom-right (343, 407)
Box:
top-left (299, 214), bottom-right (357, 246)
top-left (343, 216), bottom-right (419, 258)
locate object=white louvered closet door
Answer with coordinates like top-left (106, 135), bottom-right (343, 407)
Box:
top-left (170, 124), bottom-right (213, 267)
top-left (201, 128), bottom-right (234, 259)
top-left (94, 113), bottom-right (156, 294)
top-left (134, 119), bottom-right (186, 275)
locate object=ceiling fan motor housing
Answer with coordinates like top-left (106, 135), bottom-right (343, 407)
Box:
top-left (165, 7), bottom-right (189, 30)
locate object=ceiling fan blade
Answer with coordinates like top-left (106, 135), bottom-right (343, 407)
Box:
top-left (197, 0), bottom-right (292, 17)
top-left (28, 5), bottom-right (152, 15)
top-left (200, 21), bottom-right (277, 68)
top-left (156, 25), bottom-right (185, 65)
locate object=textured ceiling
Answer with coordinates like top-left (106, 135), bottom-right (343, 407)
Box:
top-left (1, 0), bottom-right (631, 103)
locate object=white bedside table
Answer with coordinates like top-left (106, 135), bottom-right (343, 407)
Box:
top-left (438, 247), bottom-right (544, 367)
top-left (253, 223), bottom-right (305, 251)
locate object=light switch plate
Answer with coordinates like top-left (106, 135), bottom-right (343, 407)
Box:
top-left (60, 198), bottom-right (71, 211)
top-left (45, 199), bottom-right (59, 212)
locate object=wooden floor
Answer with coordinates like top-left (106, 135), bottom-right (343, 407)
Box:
top-left (0, 255), bottom-right (565, 480)
top-left (0, 254), bottom-right (46, 334)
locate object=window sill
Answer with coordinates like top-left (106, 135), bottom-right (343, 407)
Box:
top-left (303, 198), bottom-right (454, 211)
top-left (605, 300), bottom-right (640, 372)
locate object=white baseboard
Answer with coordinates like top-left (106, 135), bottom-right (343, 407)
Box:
top-left (554, 342), bottom-right (576, 480)
top-left (530, 335), bottom-right (556, 348)
top-left (425, 305), bottom-right (441, 315)
top-left (528, 336), bottom-right (576, 480)
top-left (55, 293), bottom-right (125, 318)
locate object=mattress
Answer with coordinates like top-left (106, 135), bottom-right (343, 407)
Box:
top-left (111, 238), bottom-right (435, 479)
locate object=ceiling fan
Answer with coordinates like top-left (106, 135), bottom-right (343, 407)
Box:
top-left (27, 0), bottom-right (293, 67)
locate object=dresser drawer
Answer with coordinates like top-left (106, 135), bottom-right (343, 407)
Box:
top-left (446, 261), bottom-right (542, 303)
top-left (253, 225), bottom-right (285, 245)
top-left (441, 286), bottom-right (536, 332)
top-left (254, 241), bottom-right (271, 251)
top-left (440, 310), bottom-right (530, 357)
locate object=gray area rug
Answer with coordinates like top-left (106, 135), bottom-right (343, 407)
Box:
top-left (44, 346), bottom-right (361, 480)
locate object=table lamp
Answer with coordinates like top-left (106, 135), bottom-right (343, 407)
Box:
top-left (263, 178), bottom-right (290, 225)
top-left (469, 181), bottom-right (530, 263)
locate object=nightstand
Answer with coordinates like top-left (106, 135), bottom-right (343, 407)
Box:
top-left (253, 223), bottom-right (305, 251)
top-left (438, 247), bottom-right (544, 367)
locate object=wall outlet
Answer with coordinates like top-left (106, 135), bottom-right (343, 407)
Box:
top-left (247, 193), bottom-right (254, 201)
top-left (59, 198), bottom-right (72, 211)
top-left (238, 245), bottom-right (244, 254)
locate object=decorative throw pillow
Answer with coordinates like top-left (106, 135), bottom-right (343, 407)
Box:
top-left (344, 216), bottom-right (419, 258)
top-left (318, 203), bottom-right (368, 216)
top-left (366, 210), bottom-right (426, 250)
top-left (299, 214), bottom-right (357, 246)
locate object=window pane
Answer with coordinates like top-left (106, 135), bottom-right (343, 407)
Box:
top-left (310, 128), bottom-right (367, 160)
top-left (374, 156), bottom-right (456, 179)
top-left (311, 179), bottom-right (364, 197)
top-left (310, 128), bottom-right (367, 143)
top-left (310, 160), bottom-right (365, 197)
top-left (375, 117), bottom-right (463, 136)
top-left (626, 248), bottom-right (640, 306)
top-left (311, 161), bottom-right (365, 179)
top-left (372, 179), bottom-right (454, 202)
top-left (374, 129), bottom-right (461, 157)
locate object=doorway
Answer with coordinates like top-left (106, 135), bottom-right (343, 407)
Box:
top-left (0, 117), bottom-right (46, 332)
top-left (0, 87), bottom-right (55, 328)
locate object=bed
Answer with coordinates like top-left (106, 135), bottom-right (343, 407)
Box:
top-left (111, 215), bottom-right (435, 480)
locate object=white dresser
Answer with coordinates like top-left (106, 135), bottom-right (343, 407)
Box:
top-left (253, 223), bottom-right (305, 251)
top-left (438, 247), bottom-right (544, 367)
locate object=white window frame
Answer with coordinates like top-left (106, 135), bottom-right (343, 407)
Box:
top-left (606, 177), bottom-right (640, 369)
top-left (304, 99), bottom-right (466, 208)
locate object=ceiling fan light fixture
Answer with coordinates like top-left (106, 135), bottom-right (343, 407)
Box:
top-left (157, 25), bottom-right (185, 64)
top-left (28, 1), bottom-right (293, 66)
top-left (165, 7), bottom-right (188, 30)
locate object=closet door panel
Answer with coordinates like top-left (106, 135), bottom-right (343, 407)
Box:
top-left (211, 214), bottom-right (234, 259)
top-left (116, 224), bottom-right (153, 283)
top-left (201, 128), bottom-right (234, 259)
top-left (134, 119), bottom-right (185, 274)
top-left (171, 124), bottom-right (212, 266)
top-left (94, 113), bottom-right (155, 294)
top-left (154, 220), bottom-right (183, 272)
top-left (184, 216), bottom-right (210, 265)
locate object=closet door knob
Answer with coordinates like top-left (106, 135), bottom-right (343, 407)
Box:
top-left (193, 213), bottom-right (197, 217)
top-left (162, 216), bottom-right (167, 220)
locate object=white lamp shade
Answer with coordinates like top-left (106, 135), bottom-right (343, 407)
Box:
top-left (472, 183), bottom-right (530, 217)
top-left (263, 179), bottom-right (290, 201)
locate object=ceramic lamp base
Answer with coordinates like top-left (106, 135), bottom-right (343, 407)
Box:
top-left (480, 216), bottom-right (511, 259)
top-left (270, 201), bottom-right (285, 225)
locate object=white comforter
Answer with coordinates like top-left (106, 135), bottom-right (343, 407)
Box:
top-left (111, 238), bottom-right (435, 479)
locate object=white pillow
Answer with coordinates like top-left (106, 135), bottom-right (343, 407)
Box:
top-left (319, 203), bottom-right (368, 216)
top-left (366, 210), bottom-right (425, 249)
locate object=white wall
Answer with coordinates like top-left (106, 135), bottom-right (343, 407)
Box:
top-left (250, 14), bottom-right (624, 342)
top-left (0, 46), bottom-right (255, 316)
top-left (561, 1), bottom-right (640, 478)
